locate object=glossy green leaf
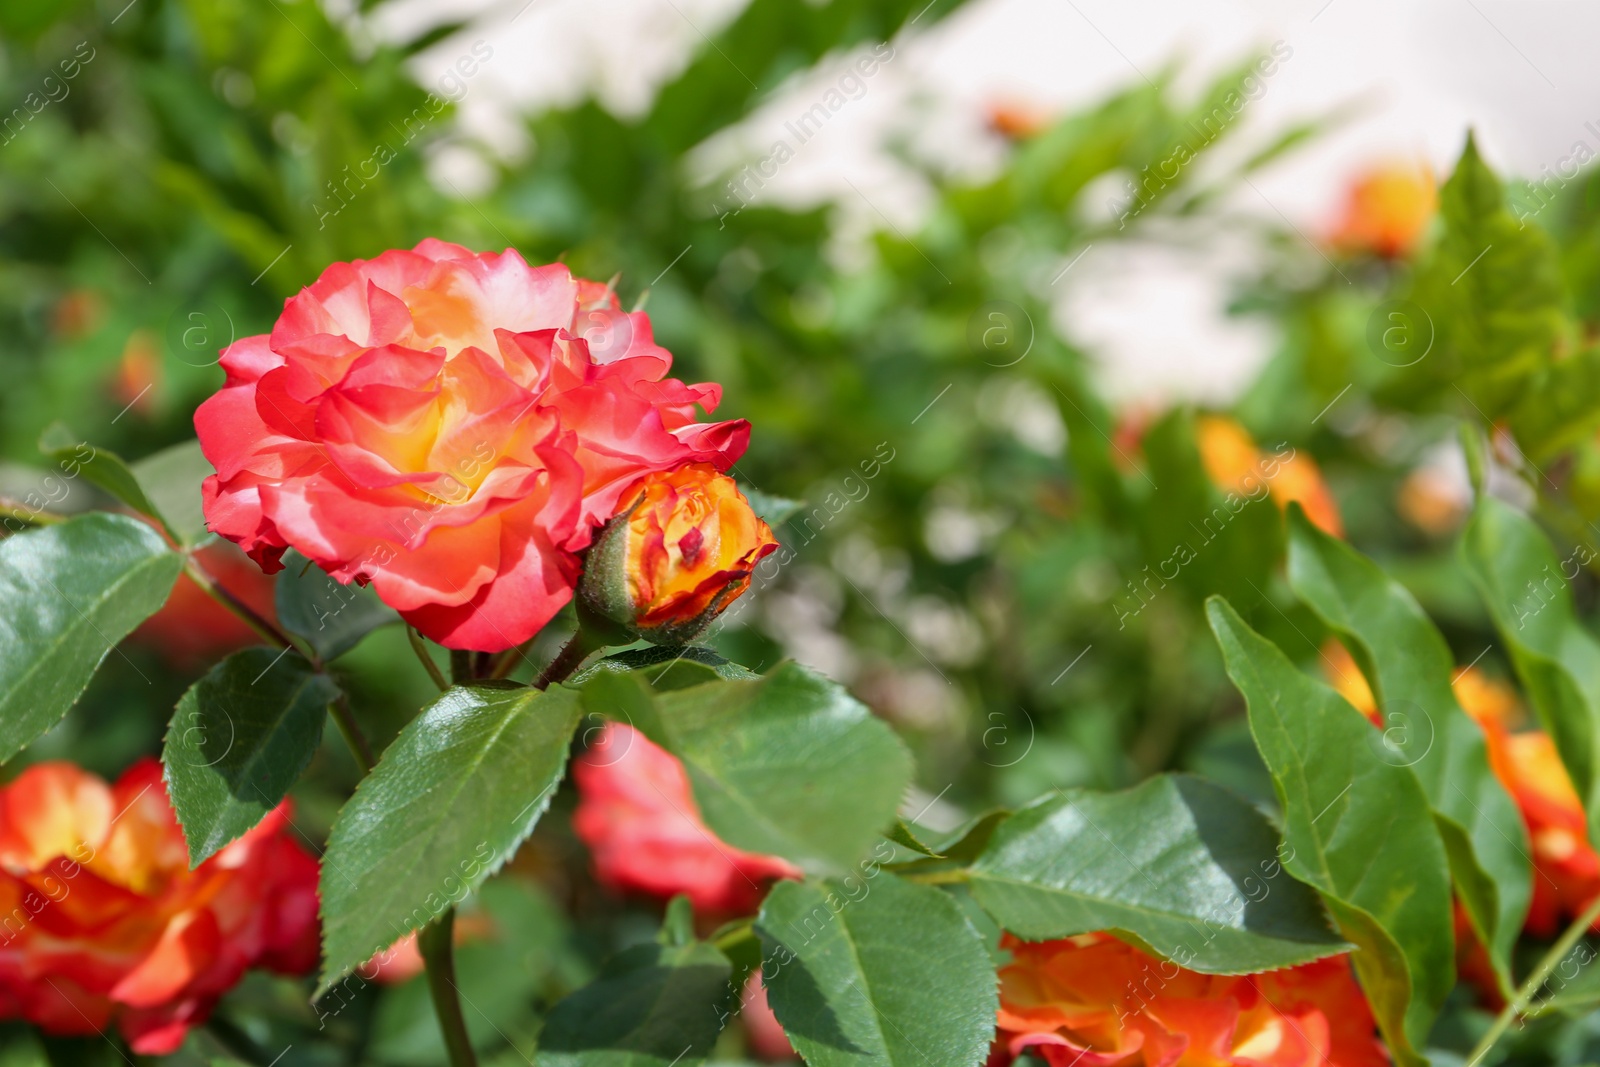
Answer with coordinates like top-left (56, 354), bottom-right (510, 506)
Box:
top-left (571, 644), bottom-right (758, 685)
top-left (275, 551), bottom-right (399, 662)
top-left (130, 439), bottom-right (214, 545)
top-left (38, 425), bottom-right (169, 534)
top-left (1285, 505), bottom-right (1529, 985)
top-left (740, 484), bottom-right (804, 528)
top-left (0, 513), bottom-right (182, 762)
top-left (1460, 495), bottom-right (1600, 845)
top-left (317, 682), bottom-right (583, 993)
top-left (581, 661), bottom-right (912, 874)
top-left (538, 938), bottom-right (733, 1066)
top-left (163, 647), bottom-right (338, 865)
top-left (1206, 597), bottom-right (1453, 1067)
top-left (757, 874), bottom-right (997, 1067)
top-left (969, 774), bottom-right (1346, 973)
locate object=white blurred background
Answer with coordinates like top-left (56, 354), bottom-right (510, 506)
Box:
top-left (362, 0), bottom-right (1600, 406)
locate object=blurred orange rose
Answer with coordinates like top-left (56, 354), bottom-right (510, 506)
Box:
top-left (578, 464), bottom-right (777, 643)
top-left (0, 760), bottom-right (319, 1053)
top-left (988, 98), bottom-right (1052, 139)
top-left (994, 933), bottom-right (1385, 1067)
top-left (1328, 163), bottom-right (1436, 259)
top-left (1196, 416), bottom-right (1342, 537)
top-left (571, 723), bottom-right (800, 917)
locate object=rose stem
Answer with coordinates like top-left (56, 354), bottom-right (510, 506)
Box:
top-left (1464, 890), bottom-right (1600, 1066)
top-left (408, 625), bottom-right (449, 691)
top-left (328, 692), bottom-right (374, 774)
top-left (533, 628), bottom-right (602, 690)
top-left (449, 649), bottom-right (475, 685)
top-left (183, 559), bottom-right (299, 651)
top-left (418, 909), bottom-right (477, 1067)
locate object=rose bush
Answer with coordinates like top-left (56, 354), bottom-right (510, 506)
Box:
top-left (196, 239), bottom-right (748, 651)
top-left (0, 760), bottom-right (318, 1053)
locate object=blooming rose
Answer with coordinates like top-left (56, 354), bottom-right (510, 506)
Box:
top-left (1196, 415), bottom-right (1343, 537)
top-left (196, 239), bottom-right (748, 652)
top-left (579, 464), bottom-right (778, 643)
top-left (0, 760), bottom-right (318, 1053)
top-left (1328, 162), bottom-right (1436, 259)
top-left (994, 933), bottom-right (1385, 1067)
top-left (571, 723), bottom-right (800, 916)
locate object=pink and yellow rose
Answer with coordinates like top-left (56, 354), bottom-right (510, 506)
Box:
top-left (196, 240), bottom-right (748, 652)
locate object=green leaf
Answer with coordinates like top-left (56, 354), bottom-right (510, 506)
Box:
top-left (163, 647), bottom-right (338, 865)
top-left (1206, 597), bottom-right (1454, 1067)
top-left (757, 874), bottom-right (997, 1067)
top-left (38, 425), bottom-right (169, 535)
top-left (1460, 495), bottom-right (1600, 845)
top-left (0, 513), bottom-right (182, 762)
top-left (740, 484), bottom-right (804, 528)
top-left (317, 682), bottom-right (583, 993)
top-left (571, 644), bottom-right (758, 685)
top-left (130, 440), bottom-right (214, 545)
top-left (1428, 132), bottom-right (1566, 416)
top-left (538, 938), bottom-right (734, 1066)
top-left (968, 775), bottom-right (1345, 973)
top-left (1285, 505), bottom-right (1530, 986)
top-left (581, 662), bottom-right (912, 874)
top-left (275, 551), bottom-right (399, 662)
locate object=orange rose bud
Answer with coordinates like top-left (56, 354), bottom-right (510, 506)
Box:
top-left (579, 464), bottom-right (778, 644)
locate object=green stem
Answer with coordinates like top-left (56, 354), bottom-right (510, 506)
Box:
top-left (184, 559), bottom-right (298, 652)
top-left (0, 498), bottom-right (65, 528)
top-left (533, 628), bottom-right (602, 690)
top-left (1466, 892), bottom-right (1600, 1066)
top-left (450, 649), bottom-right (475, 685)
top-left (418, 910), bottom-right (477, 1067)
top-left (408, 626), bottom-right (449, 691)
top-left (329, 692), bottom-right (375, 774)
top-left (203, 1014), bottom-right (270, 1066)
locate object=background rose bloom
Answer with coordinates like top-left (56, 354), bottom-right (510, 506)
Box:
top-left (131, 541), bottom-right (279, 669)
top-left (995, 933), bottom-right (1385, 1067)
top-left (1196, 415), bottom-right (1343, 538)
top-left (571, 723), bottom-right (800, 917)
top-left (0, 760), bottom-right (319, 1053)
top-left (1327, 162), bottom-right (1437, 259)
top-left (196, 239), bottom-right (748, 651)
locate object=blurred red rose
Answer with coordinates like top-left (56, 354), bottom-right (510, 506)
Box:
top-left (196, 239), bottom-right (747, 652)
top-left (994, 933), bottom-right (1385, 1067)
top-left (571, 723), bottom-right (800, 917)
top-left (0, 759), bottom-right (319, 1053)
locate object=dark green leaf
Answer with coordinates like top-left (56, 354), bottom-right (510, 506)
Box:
top-left (275, 550), bottom-right (400, 661)
top-left (581, 661), bottom-right (912, 874)
top-left (317, 682), bottom-right (583, 993)
top-left (0, 513), bottom-right (182, 762)
top-left (757, 874), bottom-right (997, 1067)
top-left (570, 644), bottom-right (758, 685)
top-left (1285, 505), bottom-right (1529, 985)
top-left (1206, 597), bottom-right (1454, 1067)
top-left (130, 440), bottom-right (214, 545)
top-left (163, 647), bottom-right (338, 865)
top-left (38, 425), bottom-right (169, 533)
top-left (538, 939), bottom-right (733, 1066)
top-left (1460, 495), bottom-right (1600, 845)
top-left (968, 774), bottom-right (1346, 973)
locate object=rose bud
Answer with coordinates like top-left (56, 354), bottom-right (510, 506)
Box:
top-left (578, 464), bottom-right (777, 644)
